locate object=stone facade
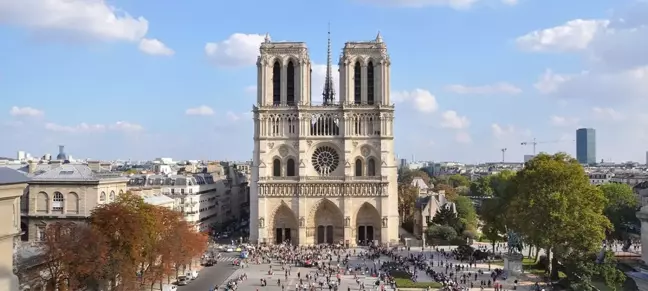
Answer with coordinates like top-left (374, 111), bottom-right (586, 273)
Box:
top-left (0, 168), bottom-right (28, 291)
top-left (20, 164), bottom-right (128, 242)
top-left (249, 33), bottom-right (399, 246)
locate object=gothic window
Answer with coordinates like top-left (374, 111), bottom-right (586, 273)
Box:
top-left (52, 192), bottom-right (64, 212)
top-left (312, 146), bottom-right (340, 176)
top-left (99, 191), bottom-right (106, 202)
top-left (288, 117), bottom-right (295, 134)
top-left (367, 61), bottom-right (375, 105)
top-left (287, 61), bottom-right (295, 105)
top-left (355, 159), bottom-right (363, 176)
top-left (109, 190), bottom-right (115, 201)
top-left (286, 158), bottom-right (296, 177)
top-left (272, 61), bottom-right (281, 105)
top-left (273, 159), bottom-right (281, 177)
top-left (368, 158), bottom-right (376, 176)
top-left (354, 61), bottom-right (361, 104)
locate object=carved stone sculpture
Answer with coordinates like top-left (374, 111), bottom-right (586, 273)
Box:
top-left (382, 216), bottom-right (388, 228)
top-left (299, 217), bottom-right (305, 227)
top-left (345, 216), bottom-right (351, 227)
top-left (259, 217), bottom-right (265, 228)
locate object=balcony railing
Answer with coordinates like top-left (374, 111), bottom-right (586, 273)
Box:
top-left (258, 176), bottom-right (387, 182)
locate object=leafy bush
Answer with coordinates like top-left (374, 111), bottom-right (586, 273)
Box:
top-left (427, 224), bottom-right (457, 241)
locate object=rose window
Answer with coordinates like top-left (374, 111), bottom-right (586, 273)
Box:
top-left (311, 146), bottom-right (340, 176)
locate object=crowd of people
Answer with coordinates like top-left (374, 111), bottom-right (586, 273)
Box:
top-left (211, 241), bottom-right (540, 291)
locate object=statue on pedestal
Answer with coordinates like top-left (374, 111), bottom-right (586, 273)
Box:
top-left (506, 230), bottom-right (524, 255)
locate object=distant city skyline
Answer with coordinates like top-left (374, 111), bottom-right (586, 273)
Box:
top-left (2, 0), bottom-right (647, 162)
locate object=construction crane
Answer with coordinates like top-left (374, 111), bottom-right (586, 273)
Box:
top-left (520, 138), bottom-right (575, 155)
top-left (501, 148), bottom-right (507, 163)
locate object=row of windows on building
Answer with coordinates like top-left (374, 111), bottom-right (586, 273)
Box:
top-left (270, 60), bottom-right (379, 105)
top-left (270, 158), bottom-right (378, 177)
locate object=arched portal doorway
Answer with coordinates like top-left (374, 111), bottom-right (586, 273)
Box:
top-left (271, 203), bottom-right (299, 245)
top-left (309, 199), bottom-right (344, 244)
top-left (355, 202), bottom-right (381, 245)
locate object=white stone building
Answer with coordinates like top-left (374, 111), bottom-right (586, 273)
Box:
top-left (249, 32), bottom-right (398, 246)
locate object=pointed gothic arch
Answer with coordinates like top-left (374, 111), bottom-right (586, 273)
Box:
top-left (286, 158), bottom-right (296, 177)
top-left (272, 61), bottom-right (281, 105)
top-left (367, 158), bottom-right (376, 176)
top-left (354, 61), bottom-right (362, 104)
top-left (367, 60), bottom-right (375, 105)
top-left (355, 202), bottom-right (381, 245)
top-left (269, 201), bottom-right (299, 244)
top-left (287, 60), bottom-right (295, 105)
top-left (307, 198), bottom-right (344, 244)
top-left (355, 158), bottom-right (363, 176)
top-left (272, 158), bottom-right (282, 177)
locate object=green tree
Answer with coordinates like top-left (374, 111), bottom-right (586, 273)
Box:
top-left (469, 176), bottom-right (493, 196)
top-left (448, 174), bottom-right (471, 188)
top-left (432, 207), bottom-right (460, 230)
top-left (454, 196), bottom-right (478, 232)
top-left (599, 183), bottom-right (639, 241)
top-left (490, 170), bottom-right (515, 198)
top-left (478, 171), bottom-right (515, 251)
top-left (434, 184), bottom-right (459, 201)
top-left (426, 225), bottom-right (458, 242)
top-left (561, 251), bottom-right (626, 290)
top-left (507, 153), bottom-right (611, 280)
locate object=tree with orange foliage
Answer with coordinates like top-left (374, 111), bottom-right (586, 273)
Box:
top-left (39, 191), bottom-right (209, 290)
top-left (89, 192), bottom-right (157, 290)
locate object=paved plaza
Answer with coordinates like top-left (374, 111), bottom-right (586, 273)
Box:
top-left (215, 245), bottom-right (545, 291)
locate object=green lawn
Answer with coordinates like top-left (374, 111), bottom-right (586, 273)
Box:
top-left (391, 270), bottom-right (443, 289)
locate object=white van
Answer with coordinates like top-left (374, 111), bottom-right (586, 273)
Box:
top-left (186, 270), bottom-right (199, 280)
top-left (162, 284), bottom-right (177, 291)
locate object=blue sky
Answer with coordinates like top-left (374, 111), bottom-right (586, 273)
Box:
top-left (1, 0), bottom-right (647, 162)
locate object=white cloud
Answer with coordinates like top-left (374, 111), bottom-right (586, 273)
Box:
top-left (226, 111), bottom-right (241, 122)
top-left (185, 106), bottom-right (214, 116)
top-left (0, 0), bottom-right (148, 42)
top-left (521, 4), bottom-right (648, 103)
top-left (205, 33), bottom-right (265, 67)
top-left (533, 66), bottom-right (648, 101)
top-left (45, 121), bottom-right (142, 133)
top-left (591, 107), bottom-right (624, 121)
top-left (9, 106), bottom-right (44, 117)
top-left (391, 89), bottom-right (438, 113)
top-left (440, 110), bottom-right (470, 129)
top-left (445, 82), bottom-right (522, 95)
top-left (455, 132), bottom-right (472, 143)
top-left (549, 115), bottom-right (579, 127)
top-left (138, 38), bottom-right (174, 56)
top-left (515, 19), bottom-right (609, 53)
top-left (356, 0), bottom-right (479, 10)
top-left (533, 69), bottom-right (573, 94)
top-left (491, 123), bottom-right (530, 139)
top-left (501, 0), bottom-right (517, 5)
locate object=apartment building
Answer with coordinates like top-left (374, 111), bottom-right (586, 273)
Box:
top-left (127, 173), bottom-right (220, 232)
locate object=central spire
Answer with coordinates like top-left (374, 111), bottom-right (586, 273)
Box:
top-left (322, 23), bottom-right (335, 105)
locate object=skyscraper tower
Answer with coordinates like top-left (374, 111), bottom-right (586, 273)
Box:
top-left (576, 128), bottom-right (596, 164)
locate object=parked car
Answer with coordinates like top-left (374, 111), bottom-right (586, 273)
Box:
top-left (162, 284), bottom-right (177, 291)
top-left (176, 276), bottom-right (189, 286)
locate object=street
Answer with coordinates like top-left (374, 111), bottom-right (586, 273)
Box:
top-left (177, 252), bottom-right (240, 291)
